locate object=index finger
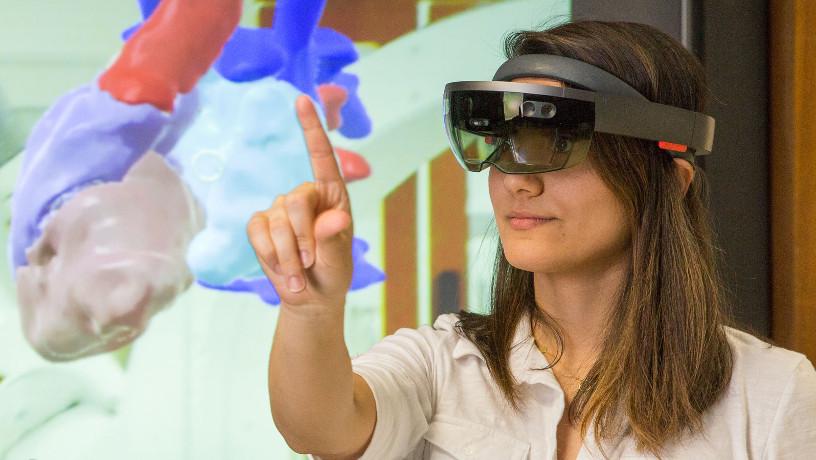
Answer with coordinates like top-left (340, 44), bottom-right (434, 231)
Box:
top-left (295, 95), bottom-right (345, 184)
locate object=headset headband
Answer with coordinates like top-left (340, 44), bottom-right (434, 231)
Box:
top-left (488, 54), bottom-right (715, 155)
top-left (493, 54), bottom-right (645, 99)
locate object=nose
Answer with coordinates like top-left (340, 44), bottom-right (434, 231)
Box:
top-left (501, 169), bottom-right (545, 197)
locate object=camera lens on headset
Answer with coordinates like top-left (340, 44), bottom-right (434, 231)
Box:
top-left (521, 101), bottom-right (556, 119)
top-left (540, 102), bottom-right (556, 118)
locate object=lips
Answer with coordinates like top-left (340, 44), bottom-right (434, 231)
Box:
top-left (507, 211), bottom-right (557, 230)
top-left (507, 214), bottom-right (557, 230)
top-left (507, 211), bottom-right (555, 220)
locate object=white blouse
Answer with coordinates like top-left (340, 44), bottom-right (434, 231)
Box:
top-left (312, 312), bottom-right (816, 459)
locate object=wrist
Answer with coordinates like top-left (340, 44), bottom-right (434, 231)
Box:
top-left (279, 300), bottom-right (346, 322)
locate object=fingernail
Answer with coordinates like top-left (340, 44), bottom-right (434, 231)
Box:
top-left (300, 250), bottom-right (310, 267)
top-left (288, 275), bottom-right (305, 293)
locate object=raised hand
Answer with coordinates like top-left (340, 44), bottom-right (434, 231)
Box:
top-left (246, 96), bottom-right (355, 312)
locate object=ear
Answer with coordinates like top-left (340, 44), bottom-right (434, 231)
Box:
top-left (672, 158), bottom-right (695, 196)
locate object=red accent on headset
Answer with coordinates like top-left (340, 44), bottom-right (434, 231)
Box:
top-left (658, 141), bottom-right (688, 153)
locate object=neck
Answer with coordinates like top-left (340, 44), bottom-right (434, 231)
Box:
top-left (531, 252), bottom-right (630, 371)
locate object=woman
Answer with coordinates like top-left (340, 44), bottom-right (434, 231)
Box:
top-left (252, 21), bottom-right (816, 459)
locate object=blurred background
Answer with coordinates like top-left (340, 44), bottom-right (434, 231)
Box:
top-left (0, 0), bottom-right (812, 459)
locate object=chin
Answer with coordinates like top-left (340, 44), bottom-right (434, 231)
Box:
top-left (503, 247), bottom-right (570, 274)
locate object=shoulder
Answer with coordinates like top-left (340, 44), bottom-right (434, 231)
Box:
top-left (721, 327), bottom-right (816, 447)
top-left (351, 313), bottom-right (466, 366)
top-left (431, 312), bottom-right (462, 332)
top-left (724, 326), bottom-right (813, 385)
top-left (723, 327), bottom-right (816, 454)
top-left (389, 312), bottom-right (463, 344)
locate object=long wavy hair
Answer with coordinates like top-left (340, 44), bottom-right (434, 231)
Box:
top-left (454, 21), bottom-right (734, 456)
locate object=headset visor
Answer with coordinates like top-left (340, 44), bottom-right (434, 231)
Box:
top-left (444, 86), bottom-right (595, 173)
top-left (444, 76), bottom-right (715, 174)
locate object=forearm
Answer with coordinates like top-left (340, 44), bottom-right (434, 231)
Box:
top-left (268, 303), bottom-right (358, 454)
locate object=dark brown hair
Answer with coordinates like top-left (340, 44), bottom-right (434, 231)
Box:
top-left (455, 21), bottom-right (734, 456)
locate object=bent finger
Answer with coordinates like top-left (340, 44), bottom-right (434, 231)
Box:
top-left (285, 182), bottom-right (319, 269)
top-left (246, 212), bottom-right (281, 278)
top-left (266, 203), bottom-right (306, 293)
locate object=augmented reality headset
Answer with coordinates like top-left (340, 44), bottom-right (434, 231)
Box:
top-left (443, 54), bottom-right (716, 174)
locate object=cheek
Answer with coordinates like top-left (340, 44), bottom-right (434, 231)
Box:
top-left (498, 178), bottom-right (630, 272)
top-left (568, 198), bottom-right (630, 258)
top-left (487, 168), bottom-right (501, 204)
top-left (488, 169), bottom-right (509, 224)
top-left (564, 191), bottom-right (631, 270)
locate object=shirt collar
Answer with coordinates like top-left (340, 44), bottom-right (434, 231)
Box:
top-left (452, 310), bottom-right (562, 390)
top-left (450, 312), bottom-right (629, 454)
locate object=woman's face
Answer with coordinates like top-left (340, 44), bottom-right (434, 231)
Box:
top-left (488, 77), bottom-right (631, 275)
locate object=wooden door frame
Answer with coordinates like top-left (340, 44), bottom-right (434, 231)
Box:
top-left (769, 0), bottom-right (816, 360)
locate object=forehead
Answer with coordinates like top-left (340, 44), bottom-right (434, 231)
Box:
top-left (510, 77), bottom-right (566, 88)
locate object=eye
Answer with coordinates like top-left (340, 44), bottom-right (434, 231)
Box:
top-left (554, 136), bottom-right (574, 153)
top-left (484, 135), bottom-right (495, 145)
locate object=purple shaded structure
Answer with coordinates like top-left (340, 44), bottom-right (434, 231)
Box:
top-left (9, 83), bottom-right (199, 270)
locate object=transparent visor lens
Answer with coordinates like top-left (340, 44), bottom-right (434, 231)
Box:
top-left (444, 90), bottom-right (595, 173)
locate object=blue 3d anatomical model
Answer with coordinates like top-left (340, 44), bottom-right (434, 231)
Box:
top-left (170, 73), bottom-right (383, 300)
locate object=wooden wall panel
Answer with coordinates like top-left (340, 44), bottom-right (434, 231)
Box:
top-left (318, 0), bottom-right (417, 43)
top-left (770, 0), bottom-right (816, 360)
top-left (256, 1), bottom-right (274, 27)
top-left (429, 150), bottom-right (467, 317)
top-left (256, 0), bottom-right (494, 43)
top-left (383, 175), bottom-right (418, 335)
top-left (427, 0), bottom-right (499, 24)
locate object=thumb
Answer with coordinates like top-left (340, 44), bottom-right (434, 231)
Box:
top-left (313, 209), bottom-right (353, 266)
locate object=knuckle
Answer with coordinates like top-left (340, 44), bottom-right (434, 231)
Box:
top-left (267, 216), bottom-right (289, 235)
top-left (294, 181), bottom-right (315, 192)
top-left (272, 194), bottom-right (286, 208)
top-left (284, 192), bottom-right (307, 209)
top-left (259, 247), bottom-right (276, 263)
top-left (302, 181), bottom-right (317, 194)
top-left (265, 206), bottom-right (289, 226)
top-left (246, 213), bottom-right (266, 233)
top-left (249, 211), bottom-right (266, 223)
